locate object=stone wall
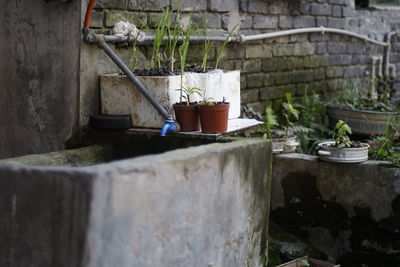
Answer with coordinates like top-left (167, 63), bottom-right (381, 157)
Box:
top-left (0, 139), bottom-right (272, 267)
top-left (271, 153), bottom-right (400, 266)
top-left (83, 0), bottom-right (400, 122)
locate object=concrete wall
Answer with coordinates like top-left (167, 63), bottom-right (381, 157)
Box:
top-left (271, 153), bottom-right (400, 266)
top-left (0, 0), bottom-right (82, 159)
top-left (82, 0), bottom-right (400, 122)
top-left (0, 139), bottom-right (272, 267)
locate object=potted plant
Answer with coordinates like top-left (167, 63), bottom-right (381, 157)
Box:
top-left (276, 256), bottom-right (340, 267)
top-left (99, 7), bottom-right (241, 129)
top-left (198, 93), bottom-right (229, 134)
top-left (318, 120), bottom-right (369, 163)
top-left (173, 85), bottom-right (201, 132)
top-left (326, 80), bottom-right (400, 136)
top-left (264, 93), bottom-right (299, 153)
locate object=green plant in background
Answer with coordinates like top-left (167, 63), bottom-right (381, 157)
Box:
top-left (166, 4), bottom-right (181, 72)
top-left (332, 120), bottom-right (352, 148)
top-left (294, 88), bottom-right (330, 154)
top-left (151, 7), bottom-right (171, 68)
top-left (178, 14), bottom-right (193, 98)
top-left (298, 87), bottom-right (319, 128)
top-left (369, 117), bottom-right (400, 167)
top-left (328, 80), bottom-right (398, 112)
top-left (263, 105), bottom-right (278, 139)
top-left (215, 25), bottom-right (237, 69)
top-left (176, 85), bottom-right (202, 105)
top-left (328, 81), bottom-right (363, 109)
top-left (281, 92), bottom-right (300, 137)
top-left (128, 31), bottom-right (141, 71)
top-left (201, 23), bottom-right (214, 72)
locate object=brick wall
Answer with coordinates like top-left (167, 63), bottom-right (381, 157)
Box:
top-left (88, 0), bottom-right (400, 117)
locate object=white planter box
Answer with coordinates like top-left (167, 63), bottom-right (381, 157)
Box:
top-left (100, 70), bottom-right (241, 129)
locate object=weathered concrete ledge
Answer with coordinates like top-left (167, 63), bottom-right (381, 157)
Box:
top-left (271, 153), bottom-right (400, 266)
top-left (0, 139), bottom-right (272, 267)
top-left (0, 145), bottom-right (112, 167)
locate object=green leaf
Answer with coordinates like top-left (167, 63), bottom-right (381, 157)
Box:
top-left (333, 120), bottom-right (352, 147)
top-left (299, 259), bottom-right (310, 266)
top-left (215, 25), bottom-right (237, 69)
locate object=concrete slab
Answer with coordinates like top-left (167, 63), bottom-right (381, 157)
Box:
top-left (0, 138), bottom-right (272, 267)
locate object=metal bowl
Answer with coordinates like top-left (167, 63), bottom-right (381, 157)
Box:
top-left (318, 141), bottom-right (370, 163)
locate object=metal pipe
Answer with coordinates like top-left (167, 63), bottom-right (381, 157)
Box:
top-left (239, 27), bottom-right (389, 47)
top-left (85, 34), bottom-right (232, 45)
top-left (85, 26), bottom-right (389, 47)
top-left (384, 32), bottom-right (397, 78)
top-left (94, 34), bottom-right (172, 121)
top-left (389, 63), bottom-right (396, 78)
top-left (378, 56), bottom-right (383, 77)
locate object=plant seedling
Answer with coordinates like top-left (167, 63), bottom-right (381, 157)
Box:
top-left (332, 120), bottom-right (352, 148)
top-left (151, 7), bottom-right (172, 68)
top-left (166, 4), bottom-right (181, 72)
top-left (176, 85), bottom-right (202, 106)
top-left (128, 31), bottom-right (141, 71)
top-left (199, 87), bottom-right (215, 105)
top-left (178, 14), bottom-right (193, 92)
top-left (215, 25), bottom-right (237, 69)
top-left (201, 22), bottom-right (214, 72)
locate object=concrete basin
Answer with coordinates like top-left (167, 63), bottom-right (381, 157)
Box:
top-left (0, 135), bottom-right (272, 267)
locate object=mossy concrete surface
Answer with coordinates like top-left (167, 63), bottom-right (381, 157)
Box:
top-left (271, 153), bottom-right (400, 266)
top-left (0, 139), bottom-right (272, 267)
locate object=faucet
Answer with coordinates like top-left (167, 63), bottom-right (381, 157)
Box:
top-left (161, 116), bottom-right (179, 136)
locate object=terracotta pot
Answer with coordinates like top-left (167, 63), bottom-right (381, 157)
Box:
top-left (173, 103), bottom-right (200, 132)
top-left (198, 103), bottom-right (229, 134)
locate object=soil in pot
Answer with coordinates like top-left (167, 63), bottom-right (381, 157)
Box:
top-left (320, 141), bottom-right (366, 149)
top-left (133, 66), bottom-right (176, 76)
top-left (173, 103), bottom-right (200, 132)
top-left (198, 103), bottom-right (229, 134)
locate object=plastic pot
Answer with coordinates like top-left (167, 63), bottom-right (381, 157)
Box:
top-left (173, 104), bottom-right (200, 132)
top-left (198, 103), bottom-right (229, 134)
top-left (326, 105), bottom-right (400, 136)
